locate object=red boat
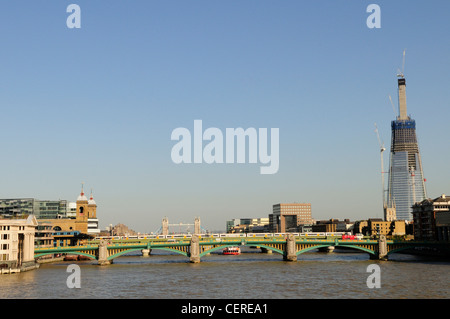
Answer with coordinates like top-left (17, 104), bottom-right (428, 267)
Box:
top-left (223, 247), bottom-right (241, 255)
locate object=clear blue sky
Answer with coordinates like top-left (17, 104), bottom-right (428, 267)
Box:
top-left (1, 1), bottom-right (449, 232)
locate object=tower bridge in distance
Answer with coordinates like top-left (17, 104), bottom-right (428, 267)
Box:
top-left (154, 217), bottom-right (207, 236)
top-left (34, 234), bottom-right (450, 265)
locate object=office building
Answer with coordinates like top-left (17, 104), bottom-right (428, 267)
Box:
top-left (269, 203), bottom-right (312, 232)
top-left (0, 198), bottom-right (69, 219)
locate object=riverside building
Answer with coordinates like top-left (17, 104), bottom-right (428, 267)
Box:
top-left (413, 194), bottom-right (450, 241)
top-left (0, 215), bottom-right (39, 273)
top-left (39, 185), bottom-right (100, 236)
top-left (1, 185), bottom-right (101, 247)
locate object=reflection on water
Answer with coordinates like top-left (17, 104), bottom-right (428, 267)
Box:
top-left (1, 248), bottom-right (449, 299)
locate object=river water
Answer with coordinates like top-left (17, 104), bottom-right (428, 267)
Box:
top-left (0, 247), bottom-right (449, 299)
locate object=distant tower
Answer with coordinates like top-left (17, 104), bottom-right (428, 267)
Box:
top-left (387, 66), bottom-right (427, 221)
top-left (162, 217), bottom-right (169, 236)
top-left (76, 182), bottom-right (89, 222)
top-left (87, 189), bottom-right (97, 219)
top-left (194, 217), bottom-right (201, 235)
top-left (384, 203), bottom-right (397, 222)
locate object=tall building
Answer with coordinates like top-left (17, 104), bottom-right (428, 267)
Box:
top-left (269, 203), bottom-right (312, 232)
top-left (386, 75), bottom-right (427, 221)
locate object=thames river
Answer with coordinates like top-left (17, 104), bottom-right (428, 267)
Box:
top-left (1, 248), bottom-right (449, 299)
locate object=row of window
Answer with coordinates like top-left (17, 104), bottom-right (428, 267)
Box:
top-left (1, 226), bottom-right (26, 231)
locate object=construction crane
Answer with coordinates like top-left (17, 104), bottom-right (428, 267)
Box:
top-left (397, 49), bottom-right (406, 78)
top-left (389, 95), bottom-right (398, 117)
top-left (374, 123), bottom-right (387, 209)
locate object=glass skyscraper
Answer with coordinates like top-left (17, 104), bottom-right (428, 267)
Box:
top-left (386, 77), bottom-right (427, 221)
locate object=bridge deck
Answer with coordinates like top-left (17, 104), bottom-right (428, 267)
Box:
top-left (34, 237), bottom-right (448, 262)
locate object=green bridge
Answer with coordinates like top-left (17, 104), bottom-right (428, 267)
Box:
top-left (34, 235), bottom-right (450, 265)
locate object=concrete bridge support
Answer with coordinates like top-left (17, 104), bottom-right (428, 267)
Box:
top-left (378, 235), bottom-right (388, 260)
top-left (189, 235), bottom-right (200, 263)
top-left (370, 235), bottom-right (388, 260)
top-left (142, 249), bottom-right (151, 257)
top-left (283, 234), bottom-right (297, 262)
top-left (98, 240), bottom-right (112, 266)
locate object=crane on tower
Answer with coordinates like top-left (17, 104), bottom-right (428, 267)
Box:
top-left (374, 123), bottom-right (387, 209)
top-left (389, 95), bottom-right (398, 117)
top-left (397, 49), bottom-right (406, 78)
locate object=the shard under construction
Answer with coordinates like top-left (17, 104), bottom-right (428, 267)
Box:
top-left (386, 74), bottom-right (427, 221)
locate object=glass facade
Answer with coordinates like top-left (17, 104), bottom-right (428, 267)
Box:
top-left (0, 199), bottom-right (70, 219)
top-left (0, 199), bottom-right (35, 217)
top-left (387, 119), bottom-right (427, 221)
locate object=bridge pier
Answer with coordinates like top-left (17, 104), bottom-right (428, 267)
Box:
top-left (142, 249), bottom-right (151, 257)
top-left (370, 235), bottom-right (388, 260)
top-left (98, 240), bottom-right (112, 266)
top-left (189, 235), bottom-right (201, 263)
top-left (283, 234), bottom-right (297, 262)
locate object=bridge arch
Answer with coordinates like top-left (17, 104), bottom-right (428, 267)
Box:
top-left (107, 247), bottom-right (189, 260)
top-left (296, 244), bottom-right (333, 255)
top-left (199, 243), bottom-right (285, 257)
top-left (253, 244), bottom-right (285, 256)
top-left (199, 244), bottom-right (230, 257)
top-left (296, 243), bottom-right (377, 257)
top-left (385, 245), bottom-right (420, 256)
top-left (333, 244), bottom-right (377, 256)
top-left (107, 248), bottom-right (145, 260)
top-left (34, 251), bottom-right (97, 260)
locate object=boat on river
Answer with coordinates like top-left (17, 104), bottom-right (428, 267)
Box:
top-left (223, 247), bottom-right (241, 255)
